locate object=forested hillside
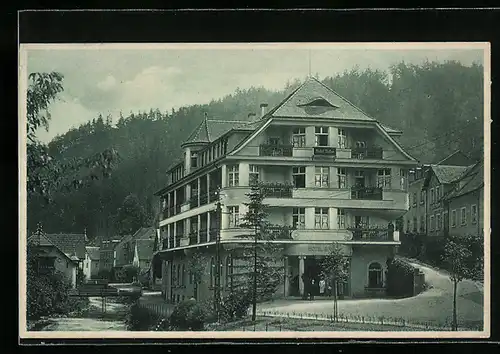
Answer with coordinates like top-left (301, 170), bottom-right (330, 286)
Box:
top-left (28, 60), bottom-right (484, 240)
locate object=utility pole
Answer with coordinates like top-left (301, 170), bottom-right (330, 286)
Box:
top-left (252, 221), bottom-right (258, 321)
top-left (214, 187), bottom-right (222, 322)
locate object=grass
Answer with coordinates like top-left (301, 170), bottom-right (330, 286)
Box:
top-left (211, 316), bottom-right (422, 332)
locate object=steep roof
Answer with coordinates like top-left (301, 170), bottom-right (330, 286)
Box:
top-left (445, 159), bottom-right (484, 199)
top-left (27, 232), bottom-right (80, 263)
top-left (433, 150), bottom-right (474, 166)
top-left (131, 227), bottom-right (156, 241)
top-left (85, 246), bottom-right (100, 260)
top-left (136, 239), bottom-right (155, 261)
top-left (380, 123), bottom-right (403, 135)
top-left (43, 233), bottom-right (86, 260)
top-left (431, 165), bottom-right (470, 184)
top-left (271, 76), bottom-right (376, 121)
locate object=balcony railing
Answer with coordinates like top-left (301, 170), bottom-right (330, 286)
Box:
top-left (267, 225), bottom-right (296, 240)
top-left (262, 183), bottom-right (294, 198)
top-left (189, 232), bottom-right (198, 245)
top-left (259, 144), bottom-right (293, 157)
top-left (209, 228), bottom-right (219, 241)
top-left (199, 229), bottom-right (208, 243)
top-left (347, 226), bottom-right (394, 241)
top-left (162, 238), bottom-right (169, 250)
top-left (189, 194), bottom-right (199, 209)
top-left (313, 146), bottom-right (337, 158)
top-left (351, 147), bottom-right (383, 159)
top-left (175, 203), bottom-right (182, 214)
top-left (199, 193), bottom-right (208, 205)
top-left (350, 186), bottom-right (383, 200)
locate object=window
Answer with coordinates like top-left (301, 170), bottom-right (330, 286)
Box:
top-left (292, 167), bottom-right (306, 188)
top-left (337, 168), bottom-right (347, 188)
top-left (435, 185), bottom-right (441, 201)
top-left (227, 165), bottom-right (239, 187)
top-left (460, 207), bottom-right (467, 226)
top-left (400, 169), bottom-right (407, 190)
top-left (249, 165), bottom-right (260, 186)
top-left (368, 262), bottom-right (383, 288)
top-left (413, 217), bottom-right (417, 232)
top-left (314, 208), bottom-right (329, 229)
top-left (412, 192), bottom-right (417, 207)
top-left (436, 213), bottom-right (441, 231)
top-left (420, 190), bottom-right (426, 205)
top-left (451, 209), bottom-right (457, 228)
top-left (406, 220), bottom-right (410, 233)
top-left (315, 126), bottom-right (329, 147)
top-left (377, 169), bottom-right (392, 188)
top-left (228, 206), bottom-right (240, 228)
top-left (268, 137), bottom-right (280, 145)
top-left (338, 129), bottom-right (347, 149)
top-left (292, 127), bottom-right (306, 147)
top-left (430, 188), bottom-right (435, 204)
top-left (471, 204), bottom-right (478, 224)
top-left (430, 215), bottom-right (435, 231)
top-left (314, 167), bottom-right (329, 188)
top-left (292, 208), bottom-right (305, 229)
top-left (337, 209), bottom-right (346, 229)
top-left (420, 215), bottom-right (425, 232)
top-left (355, 141), bottom-right (366, 148)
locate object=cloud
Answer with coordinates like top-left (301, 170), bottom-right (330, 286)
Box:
top-left (97, 75), bottom-right (117, 91)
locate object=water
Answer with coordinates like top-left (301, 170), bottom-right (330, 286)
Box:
top-left (35, 297), bottom-right (129, 331)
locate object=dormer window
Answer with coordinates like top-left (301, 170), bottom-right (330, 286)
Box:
top-left (297, 96), bottom-right (339, 115)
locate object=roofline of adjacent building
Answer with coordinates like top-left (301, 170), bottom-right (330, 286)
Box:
top-left (28, 233), bottom-right (81, 263)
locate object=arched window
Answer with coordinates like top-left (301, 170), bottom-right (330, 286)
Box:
top-left (225, 255), bottom-right (233, 290)
top-left (368, 262), bottom-right (383, 288)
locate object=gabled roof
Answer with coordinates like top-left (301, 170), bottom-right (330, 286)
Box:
top-left (85, 246), bottom-right (100, 260)
top-left (131, 227), bottom-right (156, 241)
top-left (432, 150), bottom-right (474, 166)
top-left (43, 233), bottom-right (86, 260)
top-left (431, 165), bottom-right (470, 184)
top-left (380, 123), bottom-right (403, 135)
top-left (271, 76), bottom-right (376, 121)
top-left (27, 232), bottom-right (80, 263)
top-left (135, 239), bottom-right (155, 261)
top-left (445, 159), bottom-right (484, 199)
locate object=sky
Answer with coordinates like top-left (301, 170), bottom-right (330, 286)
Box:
top-left (22, 43), bottom-right (486, 143)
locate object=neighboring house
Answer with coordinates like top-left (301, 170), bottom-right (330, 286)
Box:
top-left (403, 150), bottom-right (475, 238)
top-left (154, 77), bottom-right (418, 303)
top-left (83, 246), bottom-right (100, 280)
top-left (443, 158), bottom-right (484, 238)
top-left (133, 238), bottom-right (155, 270)
top-left (115, 227), bottom-right (156, 268)
top-left (99, 238), bottom-right (121, 273)
top-left (27, 232), bottom-right (81, 288)
top-left (42, 233), bottom-right (86, 269)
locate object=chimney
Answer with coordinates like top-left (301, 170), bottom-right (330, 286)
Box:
top-left (248, 112), bottom-right (257, 121)
top-left (260, 103), bottom-right (268, 118)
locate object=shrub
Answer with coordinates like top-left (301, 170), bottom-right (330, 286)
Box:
top-left (386, 258), bottom-right (417, 298)
top-left (219, 291), bottom-right (252, 322)
top-left (169, 299), bottom-right (207, 331)
top-left (122, 265), bottom-right (140, 283)
top-left (126, 303), bottom-right (159, 331)
top-left (97, 269), bottom-right (112, 281)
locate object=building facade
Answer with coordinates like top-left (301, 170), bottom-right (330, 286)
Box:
top-left (83, 246), bottom-right (100, 280)
top-left (154, 77), bottom-right (418, 304)
top-left (403, 151), bottom-right (475, 238)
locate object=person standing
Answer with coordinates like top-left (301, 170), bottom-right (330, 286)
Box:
top-left (319, 278), bottom-right (326, 296)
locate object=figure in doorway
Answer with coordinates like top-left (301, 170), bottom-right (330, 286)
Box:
top-left (319, 278), bottom-right (326, 296)
top-left (309, 278), bottom-right (315, 300)
top-left (301, 273), bottom-right (308, 300)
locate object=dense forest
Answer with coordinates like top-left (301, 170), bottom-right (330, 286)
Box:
top-left (27, 60), bottom-right (484, 241)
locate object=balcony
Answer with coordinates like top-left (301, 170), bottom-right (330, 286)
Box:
top-left (162, 238), bottom-right (169, 250)
top-left (189, 232), bottom-right (198, 245)
top-left (189, 194), bottom-right (199, 209)
top-left (347, 226), bottom-right (394, 241)
top-left (313, 146), bottom-right (337, 158)
top-left (262, 182), bottom-right (293, 198)
top-left (350, 186), bottom-right (383, 200)
top-left (351, 147), bottom-right (383, 160)
top-left (259, 144), bottom-right (293, 157)
top-left (267, 225), bottom-right (295, 240)
top-left (199, 229), bottom-right (208, 243)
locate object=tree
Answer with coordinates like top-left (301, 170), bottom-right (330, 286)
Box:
top-left (319, 244), bottom-right (350, 322)
top-left (115, 194), bottom-right (148, 236)
top-left (238, 182), bottom-right (283, 321)
top-left (187, 250), bottom-right (209, 300)
top-left (442, 234), bottom-right (483, 330)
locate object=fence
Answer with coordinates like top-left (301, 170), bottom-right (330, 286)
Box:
top-left (255, 310), bottom-right (483, 332)
top-left (137, 300), bottom-right (174, 319)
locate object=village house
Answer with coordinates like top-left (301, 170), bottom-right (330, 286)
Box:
top-left (27, 231), bottom-right (86, 288)
top-left (403, 151), bottom-right (476, 238)
top-left (83, 246), bottom-right (100, 280)
top-left (114, 227), bottom-right (156, 268)
top-left (99, 238), bottom-right (121, 273)
top-left (443, 158), bottom-right (484, 238)
top-left (154, 77), bottom-right (418, 304)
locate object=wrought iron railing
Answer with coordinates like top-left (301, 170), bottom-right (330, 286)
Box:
top-left (347, 226), bottom-right (393, 241)
top-left (351, 147), bottom-right (383, 159)
top-left (259, 144), bottom-right (293, 157)
top-left (261, 183), bottom-right (294, 198)
top-left (350, 186), bottom-right (383, 200)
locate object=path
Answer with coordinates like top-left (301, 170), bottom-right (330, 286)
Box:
top-left (259, 261), bottom-right (484, 328)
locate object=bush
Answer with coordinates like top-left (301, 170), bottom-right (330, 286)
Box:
top-left (97, 269), bottom-right (112, 281)
top-left (126, 303), bottom-right (159, 331)
top-left (122, 265), bottom-right (140, 283)
top-left (169, 299), bottom-right (207, 331)
top-left (386, 258), bottom-right (417, 298)
top-left (219, 291), bottom-right (252, 322)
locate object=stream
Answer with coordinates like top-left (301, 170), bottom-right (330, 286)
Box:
top-left (33, 297), bottom-right (130, 331)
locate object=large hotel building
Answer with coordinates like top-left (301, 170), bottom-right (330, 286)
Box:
top-left (154, 77), bottom-right (418, 303)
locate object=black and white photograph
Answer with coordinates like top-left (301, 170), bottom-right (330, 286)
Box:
top-left (19, 42), bottom-right (490, 339)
